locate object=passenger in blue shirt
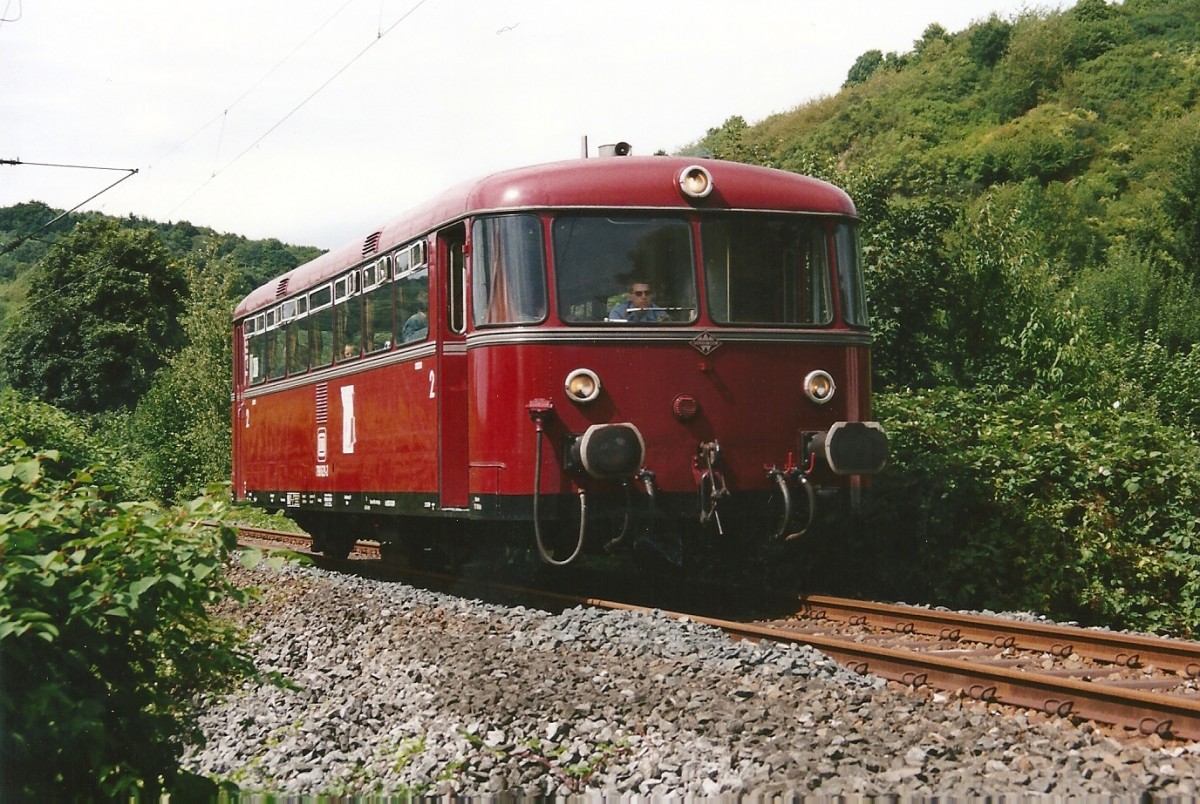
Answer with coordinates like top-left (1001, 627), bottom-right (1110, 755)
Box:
top-left (607, 280), bottom-right (669, 323)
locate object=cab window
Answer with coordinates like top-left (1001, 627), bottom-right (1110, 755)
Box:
top-left (471, 215), bottom-right (545, 326)
top-left (553, 215), bottom-right (696, 324)
top-left (702, 215), bottom-right (832, 326)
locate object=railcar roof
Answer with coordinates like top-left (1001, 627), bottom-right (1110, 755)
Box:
top-left (234, 157), bottom-right (856, 319)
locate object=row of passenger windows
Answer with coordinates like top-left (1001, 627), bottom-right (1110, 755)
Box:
top-left (244, 241), bottom-right (429, 385)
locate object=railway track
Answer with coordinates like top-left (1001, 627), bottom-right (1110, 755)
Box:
top-left (233, 525), bottom-right (1200, 741)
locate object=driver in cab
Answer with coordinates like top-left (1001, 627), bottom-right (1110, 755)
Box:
top-left (607, 280), bottom-right (669, 323)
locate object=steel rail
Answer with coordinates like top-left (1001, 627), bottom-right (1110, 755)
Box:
top-left (593, 600), bottom-right (1200, 742)
top-left (797, 594), bottom-right (1200, 677)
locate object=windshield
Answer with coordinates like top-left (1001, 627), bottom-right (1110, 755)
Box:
top-left (701, 215), bottom-right (832, 326)
top-left (836, 222), bottom-right (870, 328)
top-left (553, 215), bottom-right (697, 324)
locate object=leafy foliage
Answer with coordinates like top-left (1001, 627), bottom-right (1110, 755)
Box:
top-left (0, 388), bottom-right (147, 499)
top-left (0, 444), bottom-right (257, 799)
top-left (0, 218), bottom-right (186, 413)
top-left (863, 388), bottom-right (1200, 635)
top-left (844, 49), bottom-right (885, 87)
top-left (967, 15), bottom-right (1012, 67)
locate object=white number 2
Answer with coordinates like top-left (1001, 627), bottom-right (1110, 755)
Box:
top-left (429, 369), bottom-right (436, 399)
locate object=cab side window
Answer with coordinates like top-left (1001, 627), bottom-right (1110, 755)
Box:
top-left (471, 215), bottom-right (546, 326)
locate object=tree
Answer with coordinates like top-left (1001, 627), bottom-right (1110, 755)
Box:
top-left (0, 218), bottom-right (186, 413)
top-left (132, 248), bottom-right (239, 501)
top-left (968, 15), bottom-right (1012, 67)
top-left (913, 23), bottom-right (949, 56)
top-left (844, 49), bottom-right (884, 87)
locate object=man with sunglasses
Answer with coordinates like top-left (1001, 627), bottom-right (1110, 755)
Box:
top-left (607, 280), bottom-right (669, 323)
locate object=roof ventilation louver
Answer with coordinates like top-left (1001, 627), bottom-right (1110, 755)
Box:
top-left (275, 277), bottom-right (290, 298)
top-left (362, 231), bottom-right (382, 257)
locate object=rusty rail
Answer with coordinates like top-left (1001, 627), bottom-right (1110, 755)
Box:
top-left (797, 594), bottom-right (1200, 677)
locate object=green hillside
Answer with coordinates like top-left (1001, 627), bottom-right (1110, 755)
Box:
top-left (3, 0), bottom-right (1200, 633)
top-left (686, 0), bottom-right (1200, 633)
top-left (0, 201), bottom-right (323, 335)
top-left (688, 0), bottom-right (1200, 391)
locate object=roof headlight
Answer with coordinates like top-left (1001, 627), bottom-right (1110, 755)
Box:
top-left (678, 165), bottom-right (714, 199)
top-left (804, 370), bottom-right (836, 405)
top-left (565, 368), bottom-right (601, 404)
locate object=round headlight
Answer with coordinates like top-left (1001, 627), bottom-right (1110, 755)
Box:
top-left (678, 165), bottom-right (714, 199)
top-left (565, 368), bottom-right (601, 403)
top-left (803, 370), bottom-right (836, 405)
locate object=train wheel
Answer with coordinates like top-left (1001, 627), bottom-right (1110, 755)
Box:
top-left (378, 540), bottom-right (406, 565)
top-left (323, 534), bottom-right (355, 560)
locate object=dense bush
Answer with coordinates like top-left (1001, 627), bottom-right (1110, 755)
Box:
top-left (0, 443), bottom-right (257, 798)
top-left (861, 388), bottom-right (1200, 636)
top-left (0, 388), bottom-right (148, 499)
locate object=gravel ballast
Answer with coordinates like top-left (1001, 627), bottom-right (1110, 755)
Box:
top-left (184, 562), bottom-right (1200, 797)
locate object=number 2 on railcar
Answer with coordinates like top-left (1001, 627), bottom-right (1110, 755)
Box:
top-left (232, 149), bottom-right (888, 564)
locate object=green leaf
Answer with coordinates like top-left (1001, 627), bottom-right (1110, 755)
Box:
top-left (13, 459), bottom-right (42, 484)
top-left (239, 549), bottom-right (262, 570)
top-left (129, 576), bottom-right (158, 596)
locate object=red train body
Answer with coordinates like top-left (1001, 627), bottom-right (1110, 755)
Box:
top-left (232, 154), bottom-right (887, 563)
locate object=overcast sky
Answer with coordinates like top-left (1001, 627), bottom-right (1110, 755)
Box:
top-left (1, 1), bottom-right (1070, 249)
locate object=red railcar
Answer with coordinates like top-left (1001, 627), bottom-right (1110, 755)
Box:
top-left (232, 153), bottom-right (887, 563)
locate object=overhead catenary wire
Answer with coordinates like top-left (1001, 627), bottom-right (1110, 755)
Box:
top-left (168, 0), bottom-right (431, 219)
top-left (0, 0), bottom-right (21, 25)
top-left (147, 0), bottom-right (359, 173)
top-left (0, 159), bottom-right (138, 254)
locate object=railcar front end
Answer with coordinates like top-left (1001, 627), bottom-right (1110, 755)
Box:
top-left (232, 155), bottom-right (887, 565)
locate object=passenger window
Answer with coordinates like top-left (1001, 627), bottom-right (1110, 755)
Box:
top-left (363, 257), bottom-right (394, 353)
top-left (335, 272), bottom-right (362, 361)
top-left (397, 264), bottom-right (429, 344)
top-left (281, 297), bottom-right (308, 375)
top-left (284, 317), bottom-right (308, 374)
top-left (309, 285), bottom-right (334, 367)
top-left (264, 325), bottom-right (284, 380)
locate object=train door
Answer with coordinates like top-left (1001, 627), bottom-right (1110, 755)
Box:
top-left (437, 223), bottom-right (469, 510)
